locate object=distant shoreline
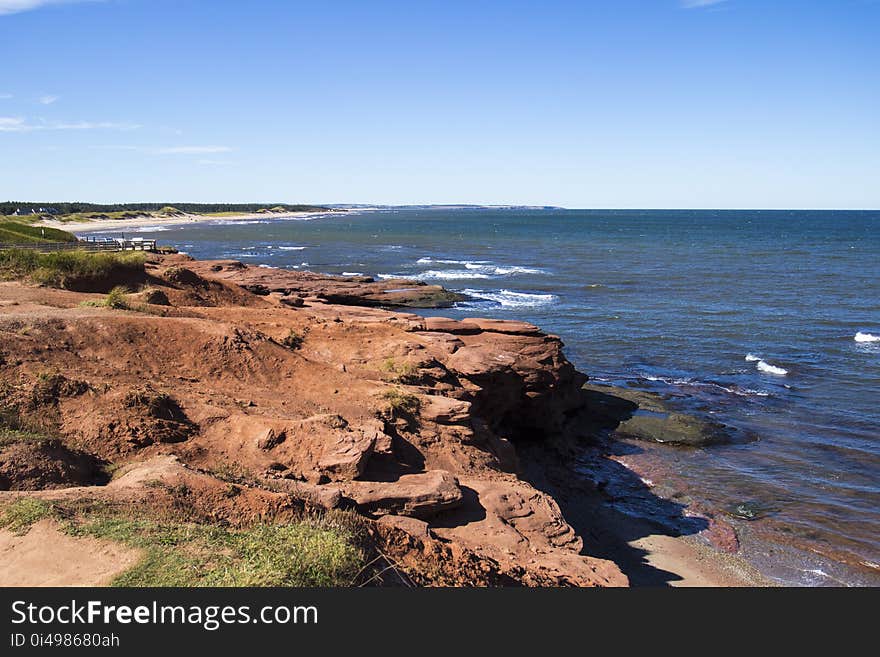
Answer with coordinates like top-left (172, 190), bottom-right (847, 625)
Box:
top-left (37, 209), bottom-right (362, 234)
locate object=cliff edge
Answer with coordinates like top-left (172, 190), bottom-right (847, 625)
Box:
top-left (0, 254), bottom-right (627, 585)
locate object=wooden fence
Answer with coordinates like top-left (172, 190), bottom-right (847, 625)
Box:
top-left (0, 239), bottom-right (157, 253)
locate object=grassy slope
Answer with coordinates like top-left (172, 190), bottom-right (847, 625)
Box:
top-left (0, 219), bottom-right (77, 243)
top-left (0, 498), bottom-right (366, 587)
top-left (42, 211), bottom-right (153, 224)
top-left (0, 249), bottom-right (146, 287)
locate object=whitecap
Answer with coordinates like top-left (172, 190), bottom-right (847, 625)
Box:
top-left (492, 265), bottom-right (546, 275)
top-left (342, 272), bottom-right (363, 277)
top-left (130, 225), bottom-right (169, 233)
top-left (414, 258), bottom-right (544, 276)
top-left (756, 360), bottom-right (788, 376)
top-left (278, 246), bottom-right (307, 251)
top-left (461, 288), bottom-right (558, 308)
top-left (414, 270), bottom-right (492, 280)
top-left (746, 353), bottom-right (788, 375)
top-left (640, 373), bottom-right (772, 397)
top-left (416, 257), bottom-right (489, 265)
top-left (854, 332), bottom-right (880, 343)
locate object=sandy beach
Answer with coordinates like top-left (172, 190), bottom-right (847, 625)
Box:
top-left (37, 210), bottom-right (346, 234)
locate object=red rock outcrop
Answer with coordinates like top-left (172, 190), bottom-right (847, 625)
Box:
top-left (0, 255), bottom-right (627, 586)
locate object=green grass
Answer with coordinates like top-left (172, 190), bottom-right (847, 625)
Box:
top-left (0, 219), bottom-right (77, 244)
top-left (382, 387), bottom-right (421, 417)
top-left (79, 286), bottom-right (131, 309)
top-left (0, 496), bottom-right (368, 586)
top-left (104, 285), bottom-right (130, 309)
top-left (0, 403), bottom-right (55, 447)
top-left (380, 358), bottom-right (420, 384)
top-left (0, 498), bottom-right (56, 534)
top-left (280, 329), bottom-right (305, 350)
top-left (45, 211), bottom-right (153, 224)
top-left (0, 249), bottom-right (146, 287)
top-left (65, 508), bottom-right (366, 587)
top-left (0, 423), bottom-right (53, 447)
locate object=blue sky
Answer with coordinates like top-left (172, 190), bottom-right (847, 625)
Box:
top-left (1, 0), bottom-right (878, 208)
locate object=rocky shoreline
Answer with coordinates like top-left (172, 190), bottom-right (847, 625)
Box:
top-left (0, 253), bottom-right (762, 586)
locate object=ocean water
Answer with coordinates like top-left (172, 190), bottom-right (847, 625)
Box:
top-left (105, 208), bottom-right (880, 586)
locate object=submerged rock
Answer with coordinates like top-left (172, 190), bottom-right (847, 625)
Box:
top-left (726, 500), bottom-right (777, 521)
top-left (615, 410), bottom-right (731, 447)
top-left (582, 384), bottom-right (735, 447)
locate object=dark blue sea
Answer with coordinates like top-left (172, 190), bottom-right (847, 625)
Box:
top-left (95, 208), bottom-right (880, 586)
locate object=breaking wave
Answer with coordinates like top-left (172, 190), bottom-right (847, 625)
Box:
top-left (129, 225), bottom-right (170, 233)
top-left (460, 288), bottom-right (558, 308)
top-left (746, 354), bottom-right (788, 376)
top-left (414, 257), bottom-right (547, 277)
top-left (640, 374), bottom-right (771, 397)
top-left (412, 270), bottom-right (492, 280)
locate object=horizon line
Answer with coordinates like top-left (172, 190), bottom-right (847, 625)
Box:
top-left (4, 201), bottom-right (880, 212)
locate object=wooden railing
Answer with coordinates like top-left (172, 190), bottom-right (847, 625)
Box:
top-left (0, 239), bottom-right (157, 253)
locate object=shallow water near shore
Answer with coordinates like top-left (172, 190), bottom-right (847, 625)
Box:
top-left (96, 208), bottom-right (880, 586)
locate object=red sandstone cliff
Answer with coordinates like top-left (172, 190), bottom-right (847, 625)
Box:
top-left (0, 254), bottom-right (627, 586)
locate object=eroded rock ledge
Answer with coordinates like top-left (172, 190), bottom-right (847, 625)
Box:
top-left (0, 255), bottom-right (626, 586)
top-left (181, 256), bottom-right (466, 308)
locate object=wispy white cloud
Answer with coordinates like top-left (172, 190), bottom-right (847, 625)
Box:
top-left (89, 144), bottom-right (234, 156)
top-left (154, 146), bottom-right (232, 155)
top-left (0, 0), bottom-right (103, 16)
top-left (89, 144), bottom-right (140, 151)
top-left (52, 120), bottom-right (140, 130)
top-left (38, 94), bottom-right (59, 105)
top-left (0, 116), bottom-right (141, 132)
top-left (0, 117), bottom-right (26, 131)
top-left (680, 0), bottom-right (727, 8)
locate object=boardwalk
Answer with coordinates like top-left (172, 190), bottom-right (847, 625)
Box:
top-left (0, 237), bottom-right (158, 253)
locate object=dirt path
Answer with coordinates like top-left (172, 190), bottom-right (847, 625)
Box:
top-left (0, 520), bottom-right (141, 586)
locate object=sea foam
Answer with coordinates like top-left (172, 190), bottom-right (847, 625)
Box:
top-left (413, 270), bottom-right (492, 280)
top-left (746, 353), bottom-right (788, 375)
top-left (756, 361), bottom-right (788, 376)
top-left (461, 288), bottom-right (558, 308)
top-left (416, 257), bottom-right (489, 265)
top-left (492, 265), bottom-right (546, 275)
top-left (130, 225), bottom-right (170, 233)
top-left (854, 332), bottom-right (880, 343)
top-left (415, 257), bottom-right (546, 277)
